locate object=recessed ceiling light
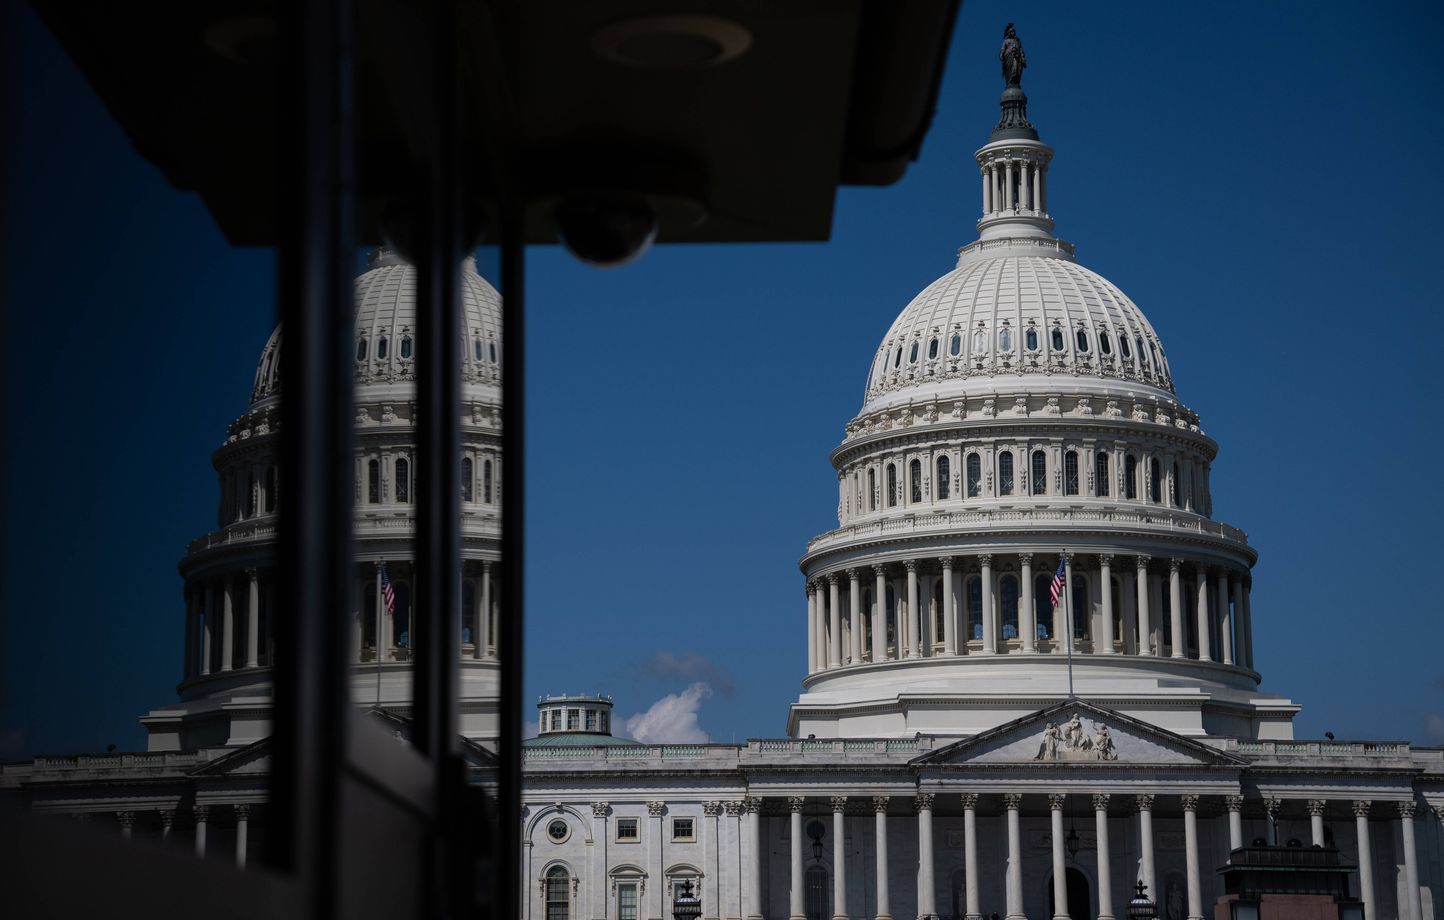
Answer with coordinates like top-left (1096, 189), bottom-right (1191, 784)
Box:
top-left (591, 14), bottom-right (752, 71)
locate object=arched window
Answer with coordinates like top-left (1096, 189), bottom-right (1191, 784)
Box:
top-left (545, 867), bottom-right (570, 920)
top-left (927, 337), bottom-right (939, 360)
top-left (1025, 326), bottom-right (1039, 351)
top-left (1064, 450), bottom-right (1080, 495)
top-left (936, 456), bottom-right (951, 499)
top-left (395, 457), bottom-right (411, 503)
top-left (1031, 450), bottom-right (1047, 495)
top-left (368, 459), bottom-right (380, 504)
top-left (972, 326), bottom-right (987, 354)
top-left (949, 333), bottom-right (962, 356)
top-left (999, 326), bottom-right (1014, 352)
top-left (966, 453), bottom-right (982, 498)
top-left (1051, 326), bottom-right (1065, 351)
top-left (1135, 336), bottom-right (1147, 368)
top-left (246, 471), bottom-right (257, 517)
top-left (376, 336), bottom-right (389, 360)
top-left (462, 580), bottom-right (476, 645)
top-left (1095, 451), bottom-right (1110, 497)
top-left (909, 459), bottom-right (922, 503)
top-left (1120, 334), bottom-right (1132, 359)
top-left (1170, 461), bottom-right (1181, 507)
top-left (461, 457), bottom-right (474, 502)
top-left (1099, 329), bottom-right (1113, 355)
top-left (1149, 341), bottom-right (1160, 372)
top-left (1125, 454), bottom-right (1138, 500)
top-left (1075, 328), bottom-right (1090, 353)
top-left (474, 338), bottom-right (484, 361)
top-left (967, 575), bottom-right (983, 640)
top-left (1033, 573), bottom-right (1053, 639)
top-left (867, 468), bottom-right (877, 510)
top-left (356, 338), bottom-right (368, 361)
top-left (489, 341), bottom-right (498, 364)
top-left (483, 459), bottom-right (494, 503)
top-left (908, 341), bottom-right (919, 364)
top-left (1149, 458), bottom-right (1161, 503)
top-left (400, 335), bottom-right (413, 359)
top-left (893, 345), bottom-right (902, 369)
top-left (1071, 575), bottom-right (1089, 639)
top-left (999, 451), bottom-right (1014, 496)
top-left (264, 466), bottom-right (277, 512)
top-left (1000, 574), bottom-right (1019, 639)
top-left (886, 464), bottom-right (899, 507)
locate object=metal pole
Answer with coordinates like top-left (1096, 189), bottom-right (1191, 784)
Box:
top-left (1062, 549), bottom-right (1074, 699)
top-left (375, 560), bottom-right (383, 708)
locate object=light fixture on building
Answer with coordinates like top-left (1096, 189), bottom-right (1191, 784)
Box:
top-left (1127, 881), bottom-right (1157, 920)
top-left (1065, 822), bottom-right (1081, 860)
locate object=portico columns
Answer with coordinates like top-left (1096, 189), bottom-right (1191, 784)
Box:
top-left (1020, 554), bottom-right (1036, 653)
top-left (1217, 571), bottom-right (1234, 665)
top-left (1099, 555), bottom-right (1115, 654)
top-left (117, 810), bottom-right (134, 839)
top-left (941, 558), bottom-right (957, 656)
top-left (960, 794), bottom-right (981, 920)
top-left (1224, 796), bottom-right (1244, 851)
top-left (1308, 799), bottom-right (1326, 847)
top-left (183, 590), bottom-right (198, 679)
top-left (917, 794), bottom-right (937, 920)
top-left (1353, 801), bottom-right (1376, 920)
top-left (829, 575), bottom-right (843, 668)
top-left (981, 169), bottom-right (992, 215)
top-left (1094, 795), bottom-right (1114, 920)
top-left (789, 797), bottom-right (807, 920)
top-left (201, 582), bottom-right (214, 675)
top-left (1194, 565), bottom-right (1211, 661)
top-left (746, 798), bottom-right (764, 920)
top-left (1399, 802), bottom-right (1422, 920)
top-left (1136, 795), bottom-right (1156, 910)
top-left (235, 804), bottom-right (249, 868)
top-left (980, 555), bottom-right (996, 654)
top-left (596, 802), bottom-right (614, 920)
top-left (194, 804), bottom-right (209, 857)
top-left (906, 561), bottom-right (922, 657)
top-left (1240, 578), bottom-right (1254, 668)
top-left (245, 568), bottom-right (260, 668)
top-left (1168, 560), bottom-right (1185, 658)
top-left (849, 570), bottom-right (864, 665)
top-left (807, 584), bottom-right (818, 673)
top-left (1049, 795), bottom-right (1069, 920)
top-left (479, 560), bottom-right (492, 658)
top-left (1181, 795), bottom-right (1203, 920)
top-left (831, 797), bottom-right (849, 920)
top-left (1004, 793), bottom-right (1025, 920)
top-left (873, 566), bottom-right (888, 662)
top-left (874, 797), bottom-right (893, 920)
top-left (1135, 557), bottom-right (1152, 655)
top-left (220, 577), bottom-right (235, 671)
top-left (814, 582), bottom-right (828, 669)
top-left (649, 802), bottom-right (666, 920)
top-left (160, 810), bottom-right (174, 841)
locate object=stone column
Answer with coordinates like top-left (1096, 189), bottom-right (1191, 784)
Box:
top-left (202, 581), bottom-right (215, 675)
top-left (941, 558), bottom-right (957, 656)
top-left (784, 797), bottom-right (805, 920)
top-left (595, 802), bottom-right (614, 920)
top-left (874, 797), bottom-right (892, 920)
top-left (1194, 566), bottom-right (1211, 661)
top-left (814, 581), bottom-right (829, 670)
top-left (1019, 161), bottom-right (1031, 210)
top-left (1308, 799), bottom-right (1326, 847)
top-left (1049, 795), bottom-right (1069, 920)
top-left (1004, 161), bottom-right (1015, 212)
top-left (1181, 795), bottom-right (1203, 920)
top-left (1004, 793), bottom-right (1025, 920)
top-left (194, 804), bottom-right (209, 857)
top-left (1240, 578), bottom-right (1254, 668)
top-left (160, 809), bottom-right (175, 842)
top-left (980, 555), bottom-right (996, 654)
top-left (479, 560), bottom-right (492, 658)
top-left (807, 583), bottom-right (818, 674)
top-left (906, 562), bottom-right (921, 658)
top-left (1224, 796), bottom-right (1244, 852)
top-left (117, 810), bottom-right (135, 840)
top-left (1132, 557), bottom-right (1155, 655)
top-left (873, 566), bottom-right (888, 662)
top-left (982, 168), bottom-right (992, 215)
top-left (235, 804), bottom-right (249, 868)
top-left (183, 589), bottom-right (198, 679)
top-left (960, 794), bottom-right (980, 920)
top-left (1136, 796), bottom-right (1156, 911)
top-left (917, 794), bottom-right (936, 920)
top-left (1020, 554), bottom-right (1036, 653)
top-left (1099, 555), bottom-right (1115, 654)
top-left (649, 801), bottom-right (667, 920)
top-left (1033, 165), bottom-right (1043, 213)
top-left (1168, 560), bottom-right (1185, 658)
top-left (849, 570), bottom-right (864, 665)
top-left (831, 797), bottom-right (849, 920)
top-left (829, 575), bottom-right (843, 668)
top-left (245, 568), bottom-right (260, 668)
top-left (702, 802), bottom-right (720, 920)
top-left (221, 576), bottom-right (235, 671)
top-left (1217, 571), bottom-right (1234, 665)
top-left (1399, 802), bottom-right (1422, 920)
top-left (1353, 801), bottom-right (1376, 920)
top-left (750, 797), bottom-right (773, 918)
top-left (1094, 795), bottom-right (1114, 920)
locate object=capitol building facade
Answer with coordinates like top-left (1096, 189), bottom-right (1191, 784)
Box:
top-left (3, 35), bottom-right (1442, 920)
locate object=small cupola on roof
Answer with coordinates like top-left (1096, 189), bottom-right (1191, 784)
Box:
top-left (526, 693), bottom-right (642, 747)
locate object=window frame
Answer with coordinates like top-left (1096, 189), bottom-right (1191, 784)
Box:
top-left (615, 817), bottom-right (641, 843)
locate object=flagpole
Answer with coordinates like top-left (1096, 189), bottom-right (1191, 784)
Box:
top-left (1062, 549), bottom-right (1075, 700)
top-left (375, 559), bottom-right (384, 708)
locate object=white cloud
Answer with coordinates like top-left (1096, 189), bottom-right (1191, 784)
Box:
top-left (1424, 713), bottom-right (1444, 744)
top-left (523, 719), bottom-right (539, 740)
top-left (622, 683), bottom-right (713, 744)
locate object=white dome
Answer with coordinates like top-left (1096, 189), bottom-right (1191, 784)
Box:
top-left (860, 239), bottom-right (1173, 416)
top-left (250, 248), bottom-right (502, 404)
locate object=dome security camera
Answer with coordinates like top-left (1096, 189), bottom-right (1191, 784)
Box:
top-left (555, 194), bottom-right (658, 268)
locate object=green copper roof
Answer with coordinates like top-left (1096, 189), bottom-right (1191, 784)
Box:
top-left (523, 732), bottom-right (644, 748)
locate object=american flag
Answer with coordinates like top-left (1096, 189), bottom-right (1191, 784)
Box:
top-left (380, 563), bottom-right (396, 616)
top-left (1048, 557), bottom-right (1067, 608)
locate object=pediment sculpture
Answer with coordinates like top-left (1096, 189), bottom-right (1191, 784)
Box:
top-left (1034, 712), bottom-right (1118, 762)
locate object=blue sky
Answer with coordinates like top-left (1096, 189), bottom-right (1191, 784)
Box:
top-left (3, 1), bottom-right (1442, 755)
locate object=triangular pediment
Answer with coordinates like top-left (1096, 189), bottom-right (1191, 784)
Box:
top-left (913, 700), bottom-right (1245, 768)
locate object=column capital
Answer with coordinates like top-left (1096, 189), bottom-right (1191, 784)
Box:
top-left (846, 568), bottom-right (861, 581)
top-left (938, 556), bottom-right (954, 568)
top-left (872, 564), bottom-right (887, 577)
top-left (245, 567), bottom-right (258, 581)
top-left (482, 559), bottom-right (493, 574)
top-left (1179, 794), bottom-right (1200, 813)
top-left (1018, 552), bottom-right (1034, 566)
top-left (116, 810), bottom-right (135, 829)
top-left (1223, 795), bottom-right (1244, 813)
top-left (647, 801), bottom-right (667, 817)
top-left (1351, 800), bottom-right (1372, 818)
top-left (871, 796), bottom-right (891, 814)
top-left (1091, 793), bottom-right (1110, 811)
top-left (1047, 793), bottom-right (1067, 811)
top-left (1002, 792), bottom-right (1023, 810)
top-left (1432, 804), bottom-right (1444, 824)
top-left (830, 796), bottom-right (848, 813)
top-left (1168, 558), bottom-right (1183, 573)
top-left (1307, 799), bottom-right (1327, 817)
top-left (1263, 797), bottom-right (1282, 818)
top-left (978, 554), bottom-right (994, 567)
top-left (1397, 801), bottom-right (1416, 819)
top-left (959, 793), bottom-right (979, 810)
top-left (1135, 794), bottom-right (1155, 812)
top-left (159, 810), bottom-right (176, 829)
top-left (593, 801), bottom-right (613, 818)
top-left (826, 572), bottom-right (839, 586)
top-left (806, 579), bottom-right (817, 593)
top-left (1194, 561), bottom-right (1209, 576)
top-left (1097, 554), bottom-right (1114, 566)
top-left (914, 793), bottom-right (935, 812)
top-left (787, 796), bottom-right (807, 813)
top-left (234, 804), bottom-right (250, 821)
top-left (193, 805), bottom-right (210, 822)
top-left (904, 560), bottom-right (918, 573)
top-left (1136, 554), bottom-right (1151, 570)
top-left (725, 801), bottom-right (746, 817)
top-left (701, 801), bottom-right (721, 818)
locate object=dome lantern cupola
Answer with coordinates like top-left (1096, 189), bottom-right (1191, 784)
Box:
top-left (974, 24), bottom-right (1055, 245)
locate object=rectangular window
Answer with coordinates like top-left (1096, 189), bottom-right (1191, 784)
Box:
top-left (567, 709), bottom-right (580, 731)
top-left (672, 817), bottom-right (695, 842)
top-left (616, 818), bottom-right (639, 841)
top-left (618, 883), bottom-right (639, 920)
top-left (585, 710), bottom-right (597, 731)
top-left (549, 711), bottom-right (562, 731)
top-left (600, 711), bottom-right (610, 733)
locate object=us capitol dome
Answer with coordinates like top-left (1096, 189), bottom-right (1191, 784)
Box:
top-left (144, 247), bottom-right (506, 751)
top-left (791, 58), bottom-right (1295, 741)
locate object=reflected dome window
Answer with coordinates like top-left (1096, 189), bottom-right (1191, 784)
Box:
top-left (1025, 326), bottom-right (1039, 351)
top-left (474, 338), bottom-right (483, 361)
top-left (927, 337), bottom-right (939, 360)
top-left (1119, 334), bottom-right (1132, 359)
top-left (1135, 336), bottom-right (1147, 366)
top-left (908, 341), bottom-right (920, 364)
top-left (400, 335), bottom-right (413, 359)
top-left (1075, 328), bottom-right (1090, 353)
top-left (377, 336), bottom-right (389, 359)
top-left (999, 326), bottom-right (1014, 352)
top-left (1099, 330), bottom-right (1112, 355)
top-left (893, 345), bottom-right (903, 369)
top-left (1050, 327), bottom-right (1065, 351)
top-left (972, 327), bottom-right (987, 354)
top-left (356, 338), bottom-right (368, 362)
top-left (949, 333), bottom-right (962, 356)
top-left (489, 341), bottom-right (497, 364)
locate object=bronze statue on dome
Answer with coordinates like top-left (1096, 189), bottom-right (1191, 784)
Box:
top-left (1000, 23), bottom-right (1026, 87)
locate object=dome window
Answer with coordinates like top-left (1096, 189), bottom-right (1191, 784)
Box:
top-left (998, 451), bottom-right (1014, 496)
top-left (998, 326), bottom-right (1014, 353)
top-left (395, 457), bottom-right (411, 503)
top-left (972, 326), bottom-right (987, 355)
top-left (886, 464), bottom-right (899, 507)
top-left (474, 338), bottom-right (483, 361)
top-left (1064, 450), bottom-right (1080, 495)
top-left (1148, 341), bottom-right (1161, 374)
top-left (377, 336), bottom-right (389, 360)
top-left (1095, 451), bottom-right (1110, 497)
top-left (1099, 330), bottom-right (1112, 355)
top-left (949, 333), bottom-right (962, 357)
top-left (1125, 454), bottom-right (1138, 500)
top-left (867, 468), bottom-right (876, 511)
top-left (1149, 457), bottom-right (1162, 503)
top-left (893, 345), bottom-right (902, 369)
top-left (489, 341), bottom-right (498, 364)
top-left (356, 338), bottom-right (368, 362)
top-left (1119, 334), bottom-right (1132, 359)
top-left (400, 335), bottom-right (413, 359)
top-left (483, 459), bottom-right (494, 503)
top-left (909, 459), bottom-right (922, 503)
top-left (461, 457), bottom-right (474, 502)
top-left (367, 459), bottom-right (380, 504)
top-left (966, 453), bottom-right (982, 498)
top-left (1135, 336), bottom-right (1148, 367)
top-left (927, 337), bottom-right (939, 360)
top-left (1030, 450), bottom-right (1047, 495)
top-left (936, 455), bottom-right (951, 499)
top-left (908, 341), bottom-right (920, 364)
top-left (1025, 326), bottom-right (1039, 351)
top-left (1075, 328), bottom-right (1090, 353)
top-left (1050, 327), bottom-right (1065, 351)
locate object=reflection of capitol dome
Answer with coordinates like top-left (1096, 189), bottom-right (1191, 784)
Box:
top-left (147, 249), bottom-right (505, 752)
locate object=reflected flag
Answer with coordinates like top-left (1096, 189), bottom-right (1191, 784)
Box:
top-left (1048, 557), bottom-right (1066, 608)
top-left (381, 563), bottom-right (396, 616)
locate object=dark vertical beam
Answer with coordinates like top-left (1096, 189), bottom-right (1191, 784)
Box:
top-left (270, 6), bottom-right (354, 920)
